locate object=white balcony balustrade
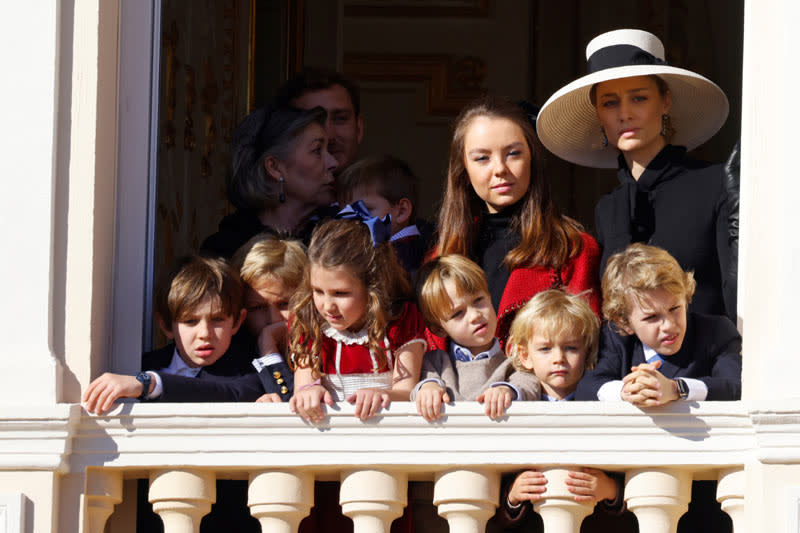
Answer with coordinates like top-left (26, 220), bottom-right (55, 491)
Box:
top-left (2, 400), bottom-right (785, 533)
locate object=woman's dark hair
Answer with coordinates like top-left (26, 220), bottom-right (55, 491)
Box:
top-left (227, 105), bottom-right (326, 210)
top-left (435, 96), bottom-right (584, 270)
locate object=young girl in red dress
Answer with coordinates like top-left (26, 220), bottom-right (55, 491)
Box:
top-left (289, 218), bottom-right (426, 421)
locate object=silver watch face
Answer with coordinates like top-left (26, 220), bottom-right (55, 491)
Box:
top-left (675, 378), bottom-right (688, 398)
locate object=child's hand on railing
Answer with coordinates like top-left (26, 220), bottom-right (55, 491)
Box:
top-left (347, 388), bottom-right (391, 420)
top-left (477, 385), bottom-right (514, 419)
top-left (289, 383), bottom-right (333, 422)
top-left (416, 382), bottom-right (450, 422)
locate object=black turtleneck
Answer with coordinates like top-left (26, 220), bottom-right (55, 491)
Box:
top-left (473, 201), bottom-right (523, 309)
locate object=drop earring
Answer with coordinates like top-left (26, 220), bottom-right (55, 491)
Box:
top-left (601, 127), bottom-right (608, 148)
top-left (661, 114), bottom-right (669, 136)
top-left (278, 177), bottom-right (286, 203)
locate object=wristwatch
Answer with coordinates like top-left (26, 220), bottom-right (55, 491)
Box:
top-left (135, 372), bottom-right (152, 401)
top-left (674, 378), bottom-right (689, 400)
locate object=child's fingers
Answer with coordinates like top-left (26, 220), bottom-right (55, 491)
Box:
top-left (366, 394), bottom-right (383, 419)
top-left (442, 391), bottom-right (451, 403)
top-left (98, 386), bottom-right (119, 415)
top-left (476, 393), bottom-right (485, 403)
top-left (567, 471), bottom-right (593, 482)
top-left (323, 390), bottom-right (334, 406)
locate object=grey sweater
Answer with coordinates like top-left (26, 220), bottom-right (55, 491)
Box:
top-left (410, 348), bottom-right (541, 401)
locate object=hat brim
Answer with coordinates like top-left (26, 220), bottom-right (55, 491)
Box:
top-left (536, 65), bottom-right (729, 168)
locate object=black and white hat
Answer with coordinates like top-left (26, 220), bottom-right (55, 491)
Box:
top-left (536, 29), bottom-right (729, 168)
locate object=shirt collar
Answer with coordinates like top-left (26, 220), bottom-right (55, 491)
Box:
top-left (642, 344), bottom-right (665, 365)
top-left (449, 338), bottom-right (501, 362)
top-left (163, 347), bottom-right (203, 378)
top-left (542, 392), bottom-right (575, 402)
top-left (389, 224), bottom-right (421, 242)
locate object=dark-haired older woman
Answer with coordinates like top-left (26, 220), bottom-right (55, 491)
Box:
top-left (201, 105), bottom-right (338, 258)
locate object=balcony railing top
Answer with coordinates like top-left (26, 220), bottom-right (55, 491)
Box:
top-left (9, 401), bottom-right (800, 475)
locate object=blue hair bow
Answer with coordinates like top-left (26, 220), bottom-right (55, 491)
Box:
top-left (335, 200), bottom-right (392, 247)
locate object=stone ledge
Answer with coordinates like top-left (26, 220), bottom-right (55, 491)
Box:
top-left (67, 401), bottom-right (757, 472)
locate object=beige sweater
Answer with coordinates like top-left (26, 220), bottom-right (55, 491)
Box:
top-left (410, 348), bottom-right (541, 401)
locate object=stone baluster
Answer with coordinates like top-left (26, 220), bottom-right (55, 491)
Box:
top-left (339, 469), bottom-right (407, 533)
top-left (533, 467), bottom-right (595, 533)
top-left (84, 469), bottom-right (123, 533)
top-left (717, 467), bottom-right (745, 532)
top-left (149, 469), bottom-right (216, 533)
top-left (625, 468), bottom-right (691, 533)
top-left (433, 469), bottom-right (499, 533)
top-left (248, 470), bottom-right (314, 533)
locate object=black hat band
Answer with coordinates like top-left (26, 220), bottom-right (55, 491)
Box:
top-left (586, 44), bottom-right (667, 74)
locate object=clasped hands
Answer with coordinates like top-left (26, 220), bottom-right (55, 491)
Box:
top-left (621, 360), bottom-right (678, 407)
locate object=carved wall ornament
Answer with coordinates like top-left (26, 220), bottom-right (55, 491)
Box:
top-left (343, 54), bottom-right (487, 115)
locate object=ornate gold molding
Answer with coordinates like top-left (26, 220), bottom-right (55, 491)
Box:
top-left (343, 54), bottom-right (487, 115)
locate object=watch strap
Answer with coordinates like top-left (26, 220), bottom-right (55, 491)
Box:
top-left (135, 372), bottom-right (152, 400)
top-left (674, 378), bottom-right (689, 399)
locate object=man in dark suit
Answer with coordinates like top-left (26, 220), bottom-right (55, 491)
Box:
top-left (576, 243), bottom-right (741, 404)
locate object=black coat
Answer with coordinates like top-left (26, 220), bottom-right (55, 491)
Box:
top-left (200, 204), bottom-right (338, 259)
top-left (576, 312), bottom-right (742, 401)
top-left (595, 145), bottom-right (736, 321)
top-left (142, 344), bottom-right (293, 403)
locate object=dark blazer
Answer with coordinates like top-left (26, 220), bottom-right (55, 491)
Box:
top-left (576, 312), bottom-right (742, 401)
top-left (142, 344), bottom-right (293, 403)
top-left (595, 145), bottom-right (736, 321)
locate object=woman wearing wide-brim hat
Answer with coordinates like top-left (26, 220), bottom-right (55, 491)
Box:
top-left (537, 28), bottom-right (737, 321)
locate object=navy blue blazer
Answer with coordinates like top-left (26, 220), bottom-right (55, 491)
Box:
top-left (142, 344), bottom-right (293, 403)
top-left (576, 312), bottom-right (742, 401)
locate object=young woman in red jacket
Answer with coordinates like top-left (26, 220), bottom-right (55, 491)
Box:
top-left (432, 96), bottom-right (601, 345)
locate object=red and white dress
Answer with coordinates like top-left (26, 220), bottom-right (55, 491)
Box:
top-left (319, 302), bottom-right (426, 401)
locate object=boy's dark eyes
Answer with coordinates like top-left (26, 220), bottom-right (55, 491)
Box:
top-left (450, 309), bottom-right (464, 319)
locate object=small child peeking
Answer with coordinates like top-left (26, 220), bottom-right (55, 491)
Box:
top-left (337, 155), bottom-right (432, 276)
top-left (497, 290), bottom-right (627, 528)
top-left (289, 219), bottom-right (426, 421)
top-left (411, 255), bottom-right (540, 421)
top-left (233, 233), bottom-right (308, 402)
top-left (82, 255), bottom-right (247, 413)
top-left (576, 243), bottom-right (742, 403)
